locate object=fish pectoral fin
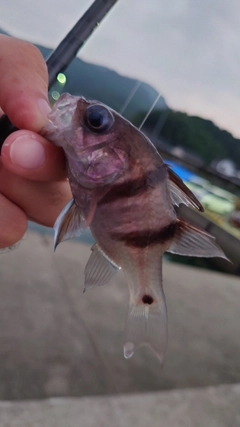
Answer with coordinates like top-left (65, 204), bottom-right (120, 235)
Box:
top-left (84, 244), bottom-right (120, 291)
top-left (168, 219), bottom-right (228, 259)
top-left (124, 291), bottom-right (167, 364)
top-left (167, 166), bottom-right (204, 212)
top-left (54, 198), bottom-right (85, 250)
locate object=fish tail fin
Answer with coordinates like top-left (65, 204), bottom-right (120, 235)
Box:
top-left (124, 288), bottom-right (167, 363)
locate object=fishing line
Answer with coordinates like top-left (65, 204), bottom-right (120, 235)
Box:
top-left (150, 108), bottom-right (169, 139)
top-left (139, 93), bottom-right (161, 130)
top-left (119, 80), bottom-right (141, 115)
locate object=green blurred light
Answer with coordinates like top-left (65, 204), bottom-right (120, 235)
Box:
top-left (52, 91), bottom-right (60, 100)
top-left (57, 73), bottom-right (67, 84)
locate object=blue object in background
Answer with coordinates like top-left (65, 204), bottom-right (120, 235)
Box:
top-left (166, 160), bottom-right (196, 182)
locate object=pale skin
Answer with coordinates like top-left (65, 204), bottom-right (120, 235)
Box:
top-left (0, 35), bottom-right (72, 248)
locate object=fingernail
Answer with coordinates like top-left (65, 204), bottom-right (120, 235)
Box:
top-left (38, 98), bottom-right (51, 118)
top-left (10, 135), bottom-right (46, 169)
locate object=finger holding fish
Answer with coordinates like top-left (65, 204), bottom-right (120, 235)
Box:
top-left (0, 192), bottom-right (27, 249)
top-left (0, 135), bottom-right (71, 251)
top-left (0, 36), bottom-right (72, 250)
top-left (0, 165), bottom-right (72, 228)
top-left (1, 130), bottom-right (67, 181)
top-left (0, 112), bottom-right (71, 233)
top-left (0, 35), bottom-right (49, 132)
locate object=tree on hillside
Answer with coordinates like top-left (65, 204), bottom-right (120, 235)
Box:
top-left (131, 109), bottom-right (240, 167)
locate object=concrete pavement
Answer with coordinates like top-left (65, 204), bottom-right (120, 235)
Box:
top-left (0, 384), bottom-right (240, 427)
top-left (0, 230), bottom-right (240, 401)
top-left (0, 229), bottom-right (240, 426)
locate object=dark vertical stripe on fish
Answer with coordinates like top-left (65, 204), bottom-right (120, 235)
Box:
top-left (99, 165), bottom-right (167, 205)
top-left (111, 221), bottom-right (177, 248)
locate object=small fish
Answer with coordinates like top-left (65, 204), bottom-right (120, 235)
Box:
top-left (41, 93), bottom-right (227, 362)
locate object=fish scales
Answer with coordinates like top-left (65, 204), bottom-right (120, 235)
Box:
top-left (41, 93), bottom-right (228, 362)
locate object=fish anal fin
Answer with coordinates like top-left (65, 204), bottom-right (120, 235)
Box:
top-left (168, 219), bottom-right (228, 259)
top-left (84, 244), bottom-right (120, 291)
top-left (124, 292), bottom-right (167, 363)
top-left (167, 165), bottom-right (204, 212)
top-left (54, 199), bottom-right (84, 250)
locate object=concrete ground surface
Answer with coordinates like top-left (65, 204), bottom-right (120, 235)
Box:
top-left (0, 230), bottom-right (240, 425)
top-left (0, 384), bottom-right (239, 427)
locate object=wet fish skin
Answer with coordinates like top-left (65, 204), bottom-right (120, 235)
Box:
top-left (42, 93), bottom-right (227, 362)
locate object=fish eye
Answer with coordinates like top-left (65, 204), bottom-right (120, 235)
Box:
top-left (84, 105), bottom-right (114, 132)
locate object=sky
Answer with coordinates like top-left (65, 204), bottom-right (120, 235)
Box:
top-left (1, 0), bottom-right (240, 138)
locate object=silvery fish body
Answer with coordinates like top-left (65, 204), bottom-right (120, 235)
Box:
top-left (42, 93), bottom-right (227, 362)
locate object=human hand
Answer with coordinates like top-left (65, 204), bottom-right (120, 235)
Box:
top-left (0, 35), bottom-right (72, 248)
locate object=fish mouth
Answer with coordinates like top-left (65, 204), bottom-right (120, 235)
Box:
top-left (51, 93), bottom-right (83, 111)
top-left (41, 94), bottom-right (80, 143)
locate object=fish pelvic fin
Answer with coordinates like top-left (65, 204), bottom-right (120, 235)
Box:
top-left (124, 289), bottom-right (167, 364)
top-left (53, 198), bottom-right (85, 251)
top-left (84, 244), bottom-right (120, 291)
top-left (168, 219), bottom-right (228, 259)
top-left (167, 166), bottom-right (204, 212)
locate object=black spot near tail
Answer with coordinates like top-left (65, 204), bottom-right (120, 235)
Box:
top-left (142, 295), bottom-right (154, 305)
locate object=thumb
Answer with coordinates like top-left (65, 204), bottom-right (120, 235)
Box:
top-left (0, 35), bottom-right (51, 132)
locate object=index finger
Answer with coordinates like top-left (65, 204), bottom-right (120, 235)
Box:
top-left (0, 35), bottom-right (50, 131)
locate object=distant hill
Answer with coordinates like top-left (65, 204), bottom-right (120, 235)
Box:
top-left (134, 109), bottom-right (240, 168)
top-left (0, 28), bottom-right (167, 120)
top-left (37, 45), bottom-right (167, 122)
top-left (1, 29), bottom-right (240, 169)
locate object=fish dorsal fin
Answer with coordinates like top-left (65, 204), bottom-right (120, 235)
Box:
top-left (168, 219), bottom-right (228, 259)
top-left (167, 166), bottom-right (204, 212)
top-left (124, 289), bottom-right (167, 363)
top-left (84, 244), bottom-right (120, 291)
top-left (53, 198), bottom-right (85, 250)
